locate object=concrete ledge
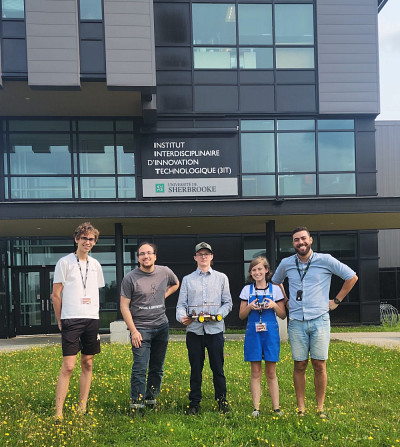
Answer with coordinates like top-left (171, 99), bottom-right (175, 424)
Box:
top-left (110, 320), bottom-right (130, 344)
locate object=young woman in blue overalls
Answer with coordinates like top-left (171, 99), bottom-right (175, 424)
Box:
top-left (239, 256), bottom-right (287, 417)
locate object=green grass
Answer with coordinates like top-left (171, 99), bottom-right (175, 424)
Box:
top-left (1, 341), bottom-right (399, 447)
top-left (330, 324), bottom-right (400, 333)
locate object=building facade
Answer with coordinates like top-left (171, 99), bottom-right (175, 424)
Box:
top-left (0, 0), bottom-right (397, 338)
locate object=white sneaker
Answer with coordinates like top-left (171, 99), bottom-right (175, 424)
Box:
top-left (251, 409), bottom-right (260, 417)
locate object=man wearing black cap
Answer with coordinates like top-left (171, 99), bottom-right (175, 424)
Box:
top-left (176, 242), bottom-right (233, 415)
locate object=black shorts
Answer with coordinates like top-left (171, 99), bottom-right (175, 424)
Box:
top-left (61, 318), bottom-right (101, 357)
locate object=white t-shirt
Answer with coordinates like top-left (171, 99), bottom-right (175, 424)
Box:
top-left (239, 283), bottom-right (284, 303)
top-left (53, 253), bottom-right (105, 319)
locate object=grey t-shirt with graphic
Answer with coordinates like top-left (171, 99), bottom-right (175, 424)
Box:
top-left (121, 265), bottom-right (178, 329)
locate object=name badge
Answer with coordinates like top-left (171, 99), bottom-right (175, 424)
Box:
top-left (82, 296), bottom-right (91, 305)
top-left (255, 322), bottom-right (267, 332)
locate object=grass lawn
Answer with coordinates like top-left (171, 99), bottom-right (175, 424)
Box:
top-left (1, 340), bottom-right (399, 447)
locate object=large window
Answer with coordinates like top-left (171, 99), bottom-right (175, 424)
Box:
top-left (79, 0), bottom-right (103, 20)
top-left (241, 119), bottom-right (356, 197)
top-left (192, 2), bottom-right (314, 70)
top-left (2, 0), bottom-right (24, 19)
top-left (3, 120), bottom-right (136, 200)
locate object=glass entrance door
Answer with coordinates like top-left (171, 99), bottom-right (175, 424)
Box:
top-left (13, 267), bottom-right (58, 335)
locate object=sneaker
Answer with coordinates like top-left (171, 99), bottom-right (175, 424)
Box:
top-left (186, 404), bottom-right (200, 415)
top-left (130, 400), bottom-right (145, 410)
top-left (273, 408), bottom-right (283, 417)
top-left (218, 398), bottom-right (231, 414)
top-left (145, 399), bottom-right (157, 409)
top-left (251, 409), bottom-right (260, 418)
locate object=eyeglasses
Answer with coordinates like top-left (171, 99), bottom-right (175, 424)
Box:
top-left (138, 251), bottom-right (155, 256)
top-left (196, 252), bottom-right (211, 257)
top-left (80, 237), bottom-right (95, 243)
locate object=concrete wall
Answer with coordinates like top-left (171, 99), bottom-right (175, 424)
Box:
top-left (104, 0), bottom-right (156, 87)
top-left (317, 0), bottom-right (380, 114)
top-left (25, 0), bottom-right (80, 86)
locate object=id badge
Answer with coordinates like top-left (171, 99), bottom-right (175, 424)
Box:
top-left (255, 322), bottom-right (267, 332)
top-left (82, 296), bottom-right (91, 305)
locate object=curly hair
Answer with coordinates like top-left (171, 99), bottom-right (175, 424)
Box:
top-left (74, 222), bottom-right (100, 242)
top-left (247, 256), bottom-right (273, 283)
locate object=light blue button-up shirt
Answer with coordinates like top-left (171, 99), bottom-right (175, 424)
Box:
top-left (272, 251), bottom-right (356, 321)
top-left (176, 267), bottom-right (233, 335)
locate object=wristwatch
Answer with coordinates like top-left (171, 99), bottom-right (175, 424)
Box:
top-left (333, 297), bottom-right (341, 305)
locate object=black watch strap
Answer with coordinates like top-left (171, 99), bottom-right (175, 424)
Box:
top-left (333, 297), bottom-right (341, 305)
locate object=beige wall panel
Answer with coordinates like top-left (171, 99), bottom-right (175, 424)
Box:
top-left (26, 0), bottom-right (80, 86)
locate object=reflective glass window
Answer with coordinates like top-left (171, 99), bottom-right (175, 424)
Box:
top-left (8, 121), bottom-right (70, 132)
top-left (278, 235), bottom-right (295, 259)
top-left (2, 0), bottom-right (24, 18)
top-left (241, 133), bottom-right (275, 173)
top-left (319, 234), bottom-right (357, 258)
top-left (238, 4), bottom-right (272, 45)
top-left (278, 174), bottom-right (316, 196)
top-left (277, 120), bottom-right (315, 131)
top-left (116, 134), bottom-right (135, 175)
top-left (123, 238), bottom-right (139, 264)
top-left (239, 48), bottom-right (273, 69)
top-left (318, 132), bottom-right (355, 171)
top-left (276, 48), bottom-right (314, 69)
top-left (275, 4), bottom-right (314, 45)
top-left (78, 134), bottom-right (115, 174)
top-left (80, 0), bottom-right (103, 20)
top-left (319, 173), bottom-right (356, 195)
top-left (80, 177), bottom-right (116, 198)
top-left (244, 237), bottom-right (267, 261)
top-left (12, 239), bottom-right (73, 266)
top-left (99, 266), bottom-right (118, 330)
top-left (9, 134), bottom-right (71, 175)
top-left (193, 48), bottom-right (237, 69)
top-left (118, 177), bottom-right (136, 198)
top-left (318, 120), bottom-right (354, 130)
top-left (242, 175), bottom-right (275, 196)
top-left (241, 120), bottom-right (274, 131)
top-left (10, 177), bottom-right (72, 199)
top-left (78, 120), bottom-right (113, 131)
top-left (277, 133), bottom-right (315, 172)
top-left (192, 4), bottom-right (236, 45)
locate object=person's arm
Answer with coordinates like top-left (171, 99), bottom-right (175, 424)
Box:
top-left (165, 280), bottom-right (180, 299)
top-left (51, 283), bottom-right (64, 331)
top-left (329, 275), bottom-right (358, 311)
top-left (278, 283), bottom-right (289, 310)
top-left (176, 278), bottom-right (192, 326)
top-left (217, 275), bottom-right (233, 318)
top-left (239, 298), bottom-right (261, 320)
top-left (120, 295), bottom-right (143, 348)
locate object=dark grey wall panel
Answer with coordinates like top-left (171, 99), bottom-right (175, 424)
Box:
top-left (356, 131), bottom-right (376, 172)
top-left (104, 0), bottom-right (156, 87)
top-left (157, 71), bottom-right (192, 85)
top-left (194, 71), bottom-right (237, 85)
top-left (375, 121), bottom-right (400, 197)
top-left (194, 86), bottom-right (238, 112)
top-left (239, 86), bottom-right (274, 112)
top-left (25, 0), bottom-right (80, 86)
top-left (276, 85), bottom-right (316, 112)
top-left (1, 39), bottom-right (27, 74)
top-left (158, 85), bottom-right (193, 112)
top-left (275, 70), bottom-right (315, 84)
top-left (239, 71), bottom-right (274, 84)
top-left (155, 47), bottom-right (191, 69)
top-left (357, 173), bottom-right (377, 196)
top-left (154, 3), bottom-right (190, 45)
top-left (317, 0), bottom-right (379, 114)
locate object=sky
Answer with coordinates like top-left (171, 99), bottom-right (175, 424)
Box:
top-left (377, 0), bottom-right (400, 120)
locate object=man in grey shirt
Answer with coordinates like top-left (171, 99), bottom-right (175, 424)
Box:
top-left (120, 242), bottom-right (179, 410)
top-left (176, 242), bottom-right (232, 415)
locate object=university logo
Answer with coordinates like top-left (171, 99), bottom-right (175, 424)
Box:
top-left (155, 183), bottom-right (165, 193)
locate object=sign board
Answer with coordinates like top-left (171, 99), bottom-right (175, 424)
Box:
top-left (140, 135), bottom-right (239, 198)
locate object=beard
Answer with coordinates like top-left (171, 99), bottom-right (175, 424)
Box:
top-left (295, 244), bottom-right (312, 257)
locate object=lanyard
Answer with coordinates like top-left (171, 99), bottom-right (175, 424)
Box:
top-left (295, 254), bottom-right (313, 283)
top-left (253, 283), bottom-right (272, 322)
top-left (75, 254), bottom-right (89, 293)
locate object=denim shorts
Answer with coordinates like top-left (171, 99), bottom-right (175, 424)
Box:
top-left (288, 313), bottom-right (330, 361)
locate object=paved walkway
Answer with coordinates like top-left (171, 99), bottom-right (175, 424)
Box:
top-left (0, 331), bottom-right (399, 353)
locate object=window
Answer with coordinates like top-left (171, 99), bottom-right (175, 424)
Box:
top-left (2, 0), bottom-right (24, 19)
top-left (79, 0), bottom-right (103, 20)
top-left (240, 119), bottom-right (356, 198)
top-left (3, 120), bottom-right (137, 200)
top-left (192, 3), bottom-right (314, 70)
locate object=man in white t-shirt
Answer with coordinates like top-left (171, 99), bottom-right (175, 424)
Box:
top-left (52, 222), bottom-right (105, 421)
